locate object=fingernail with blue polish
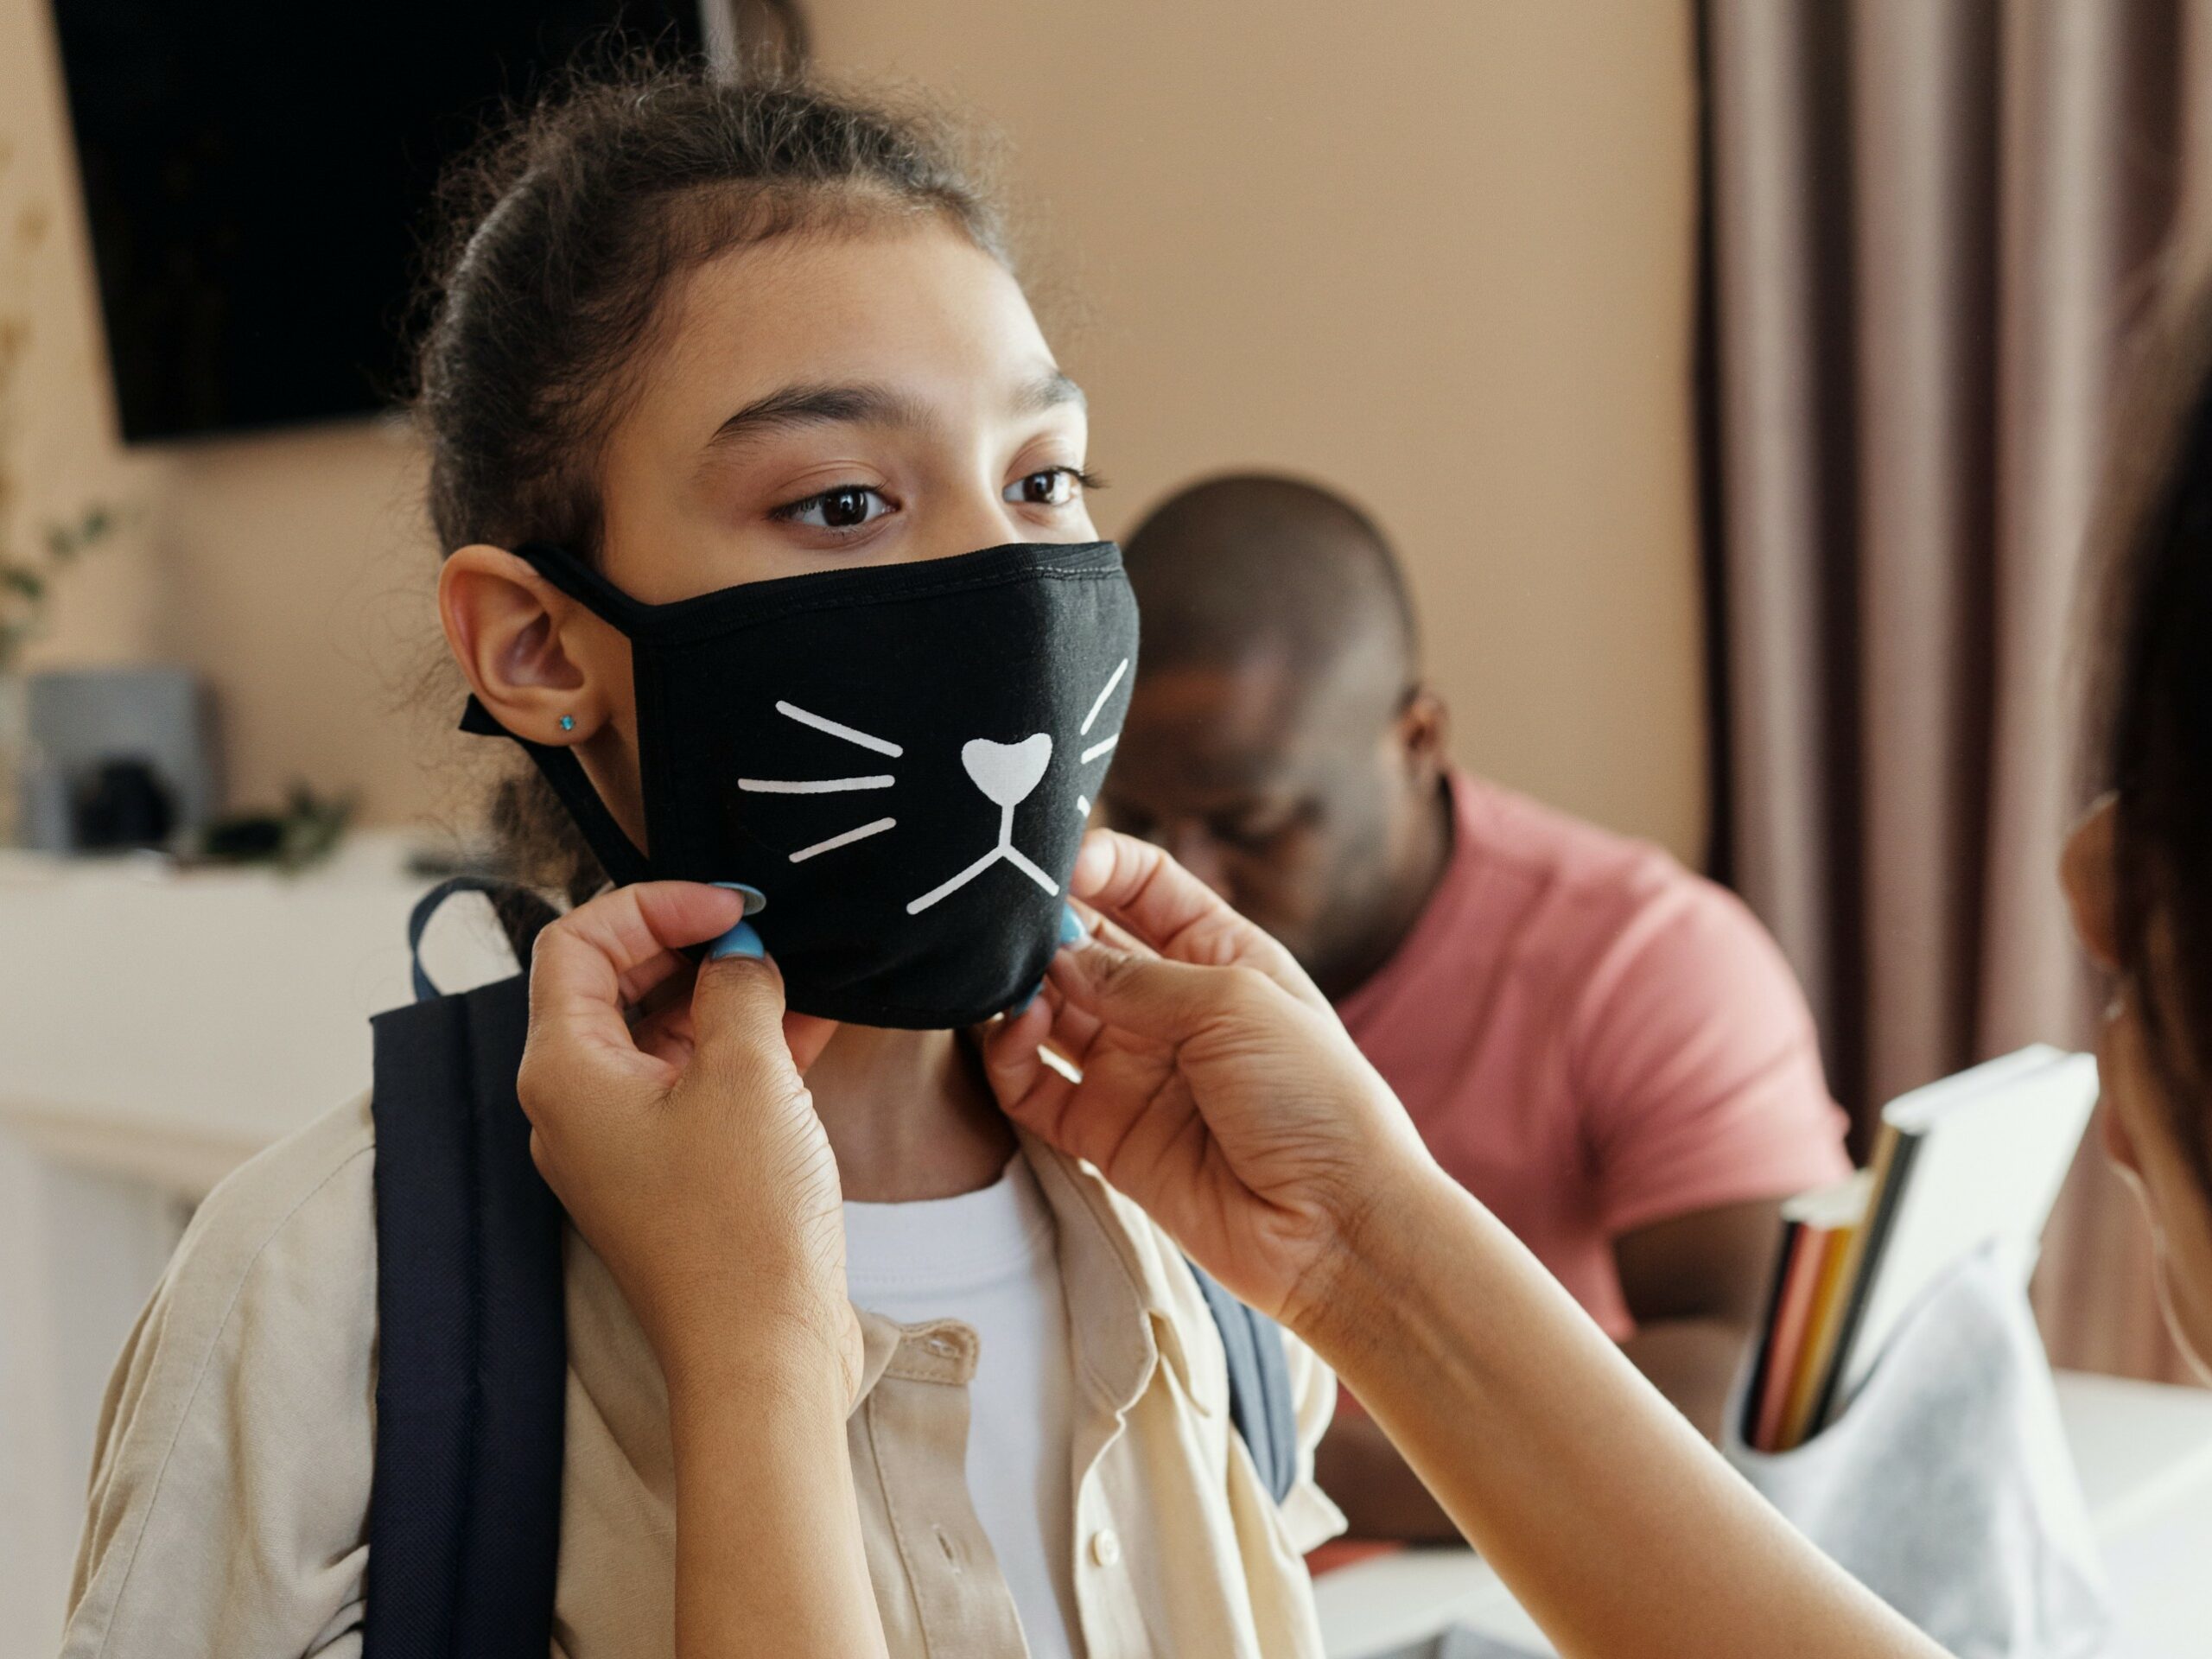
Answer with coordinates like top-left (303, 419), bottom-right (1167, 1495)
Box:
top-left (1013, 977), bottom-right (1046, 1014)
top-left (1058, 904), bottom-right (1087, 946)
top-left (708, 920), bottom-right (766, 961)
top-left (711, 880), bottom-right (766, 915)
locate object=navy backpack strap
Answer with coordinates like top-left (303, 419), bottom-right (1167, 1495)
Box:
top-left (405, 874), bottom-right (563, 1002)
top-left (1189, 1261), bottom-right (1300, 1505)
top-left (365, 956), bottom-right (566, 1658)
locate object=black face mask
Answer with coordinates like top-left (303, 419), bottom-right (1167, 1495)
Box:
top-left (463, 540), bottom-right (1140, 1028)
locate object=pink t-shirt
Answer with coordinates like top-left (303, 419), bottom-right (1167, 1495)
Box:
top-left (1336, 772), bottom-right (1851, 1338)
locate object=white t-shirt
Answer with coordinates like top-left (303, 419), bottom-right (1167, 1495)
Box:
top-left (842, 1156), bottom-right (1082, 1659)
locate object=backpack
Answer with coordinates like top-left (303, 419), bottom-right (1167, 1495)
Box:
top-left (359, 878), bottom-right (1299, 1658)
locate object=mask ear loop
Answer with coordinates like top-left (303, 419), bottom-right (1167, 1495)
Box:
top-left (460, 696), bottom-right (654, 890)
top-left (454, 542), bottom-right (661, 889)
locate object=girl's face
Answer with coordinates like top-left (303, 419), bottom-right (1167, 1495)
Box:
top-left (2061, 795), bottom-right (2212, 1377)
top-left (441, 220), bottom-right (1096, 847)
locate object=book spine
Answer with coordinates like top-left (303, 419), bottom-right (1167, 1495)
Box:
top-left (1778, 1213), bottom-right (1861, 1449)
top-left (1741, 1219), bottom-right (1805, 1446)
top-left (1789, 1123), bottom-right (1896, 1439)
top-left (1809, 1126), bottom-right (1925, 1432)
top-left (1752, 1224), bottom-right (1831, 1453)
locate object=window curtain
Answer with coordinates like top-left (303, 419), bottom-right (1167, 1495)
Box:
top-left (1700, 0), bottom-right (2212, 1382)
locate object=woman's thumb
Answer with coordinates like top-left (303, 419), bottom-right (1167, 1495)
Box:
top-left (1048, 932), bottom-right (1266, 1045)
top-left (688, 950), bottom-right (804, 1096)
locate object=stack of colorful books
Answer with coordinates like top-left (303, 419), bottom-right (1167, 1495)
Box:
top-left (1739, 1046), bottom-right (2098, 1453)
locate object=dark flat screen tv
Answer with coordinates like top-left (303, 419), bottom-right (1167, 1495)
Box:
top-left (48, 2), bottom-right (703, 443)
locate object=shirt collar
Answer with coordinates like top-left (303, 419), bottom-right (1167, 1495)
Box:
top-left (842, 1135), bottom-right (1212, 1421)
top-left (1018, 1130), bottom-right (1213, 1415)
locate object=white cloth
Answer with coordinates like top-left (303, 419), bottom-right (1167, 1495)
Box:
top-left (844, 1156), bottom-right (1081, 1659)
top-left (1725, 1242), bottom-right (2112, 1659)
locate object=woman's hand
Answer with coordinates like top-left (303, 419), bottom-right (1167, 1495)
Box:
top-left (985, 836), bottom-right (1942, 1659)
top-left (518, 882), bottom-right (887, 1658)
top-left (981, 830), bottom-right (1439, 1332)
top-left (516, 881), bottom-right (856, 1405)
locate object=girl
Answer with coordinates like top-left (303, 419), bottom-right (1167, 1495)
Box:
top-left (60, 65), bottom-right (1341, 1659)
top-left (515, 188), bottom-right (2212, 1659)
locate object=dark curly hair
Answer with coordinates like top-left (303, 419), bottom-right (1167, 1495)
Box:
top-left (2094, 280), bottom-right (2212, 1194)
top-left (407, 60), bottom-right (1005, 899)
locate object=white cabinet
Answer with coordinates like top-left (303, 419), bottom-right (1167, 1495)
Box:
top-left (0, 836), bottom-right (513, 1659)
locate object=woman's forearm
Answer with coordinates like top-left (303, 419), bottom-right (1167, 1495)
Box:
top-left (666, 1358), bottom-right (887, 1659)
top-left (1301, 1166), bottom-right (1943, 1659)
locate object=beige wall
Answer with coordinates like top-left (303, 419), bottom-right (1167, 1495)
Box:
top-left (817, 0), bottom-right (1708, 858)
top-left (4, 0), bottom-right (1705, 858)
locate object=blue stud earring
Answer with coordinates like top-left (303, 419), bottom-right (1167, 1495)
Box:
top-left (558, 715), bottom-right (576, 733)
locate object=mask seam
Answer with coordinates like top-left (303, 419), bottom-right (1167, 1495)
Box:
top-left (609, 560), bottom-right (1123, 646)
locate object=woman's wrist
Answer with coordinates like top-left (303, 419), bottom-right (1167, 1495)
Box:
top-left (1287, 1156), bottom-right (1471, 1382)
top-left (659, 1294), bottom-right (863, 1420)
top-left (668, 1346), bottom-right (849, 1440)
top-left (661, 1307), bottom-right (888, 1659)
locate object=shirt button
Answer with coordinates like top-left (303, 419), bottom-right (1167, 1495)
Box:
top-left (1088, 1528), bottom-right (1122, 1568)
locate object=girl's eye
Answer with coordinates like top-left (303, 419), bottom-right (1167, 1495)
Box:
top-left (1004, 467), bottom-right (1095, 508)
top-left (773, 484), bottom-right (895, 531)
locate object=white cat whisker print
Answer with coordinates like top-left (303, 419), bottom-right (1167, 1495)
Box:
top-left (1074, 657), bottom-right (1128, 810)
top-left (771, 699), bottom-right (904, 757)
top-left (738, 775), bottom-right (893, 794)
top-left (741, 701), bottom-right (905, 857)
top-left (788, 817), bottom-right (898, 862)
top-left (1080, 658), bottom-right (1128, 735)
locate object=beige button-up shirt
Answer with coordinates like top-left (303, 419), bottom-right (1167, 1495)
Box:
top-left (62, 1095), bottom-right (1343, 1658)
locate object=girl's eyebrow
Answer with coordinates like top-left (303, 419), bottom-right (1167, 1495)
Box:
top-left (1016, 369), bottom-right (1087, 415)
top-left (705, 369), bottom-right (1086, 454)
top-left (706, 382), bottom-right (931, 450)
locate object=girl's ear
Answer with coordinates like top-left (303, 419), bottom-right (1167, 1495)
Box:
top-left (439, 545), bottom-right (620, 743)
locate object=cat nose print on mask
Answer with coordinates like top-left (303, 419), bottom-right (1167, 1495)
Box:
top-left (908, 657), bottom-right (1128, 915)
top-left (907, 733), bottom-right (1058, 913)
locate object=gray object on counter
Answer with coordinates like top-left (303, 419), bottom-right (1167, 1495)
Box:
top-left (20, 666), bottom-right (216, 852)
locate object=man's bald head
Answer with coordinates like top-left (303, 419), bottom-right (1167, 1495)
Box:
top-left (1122, 474), bottom-right (1419, 726)
top-left (1105, 474), bottom-right (1452, 999)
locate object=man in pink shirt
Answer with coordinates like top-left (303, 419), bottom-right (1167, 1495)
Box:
top-left (1104, 474), bottom-right (1851, 1541)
